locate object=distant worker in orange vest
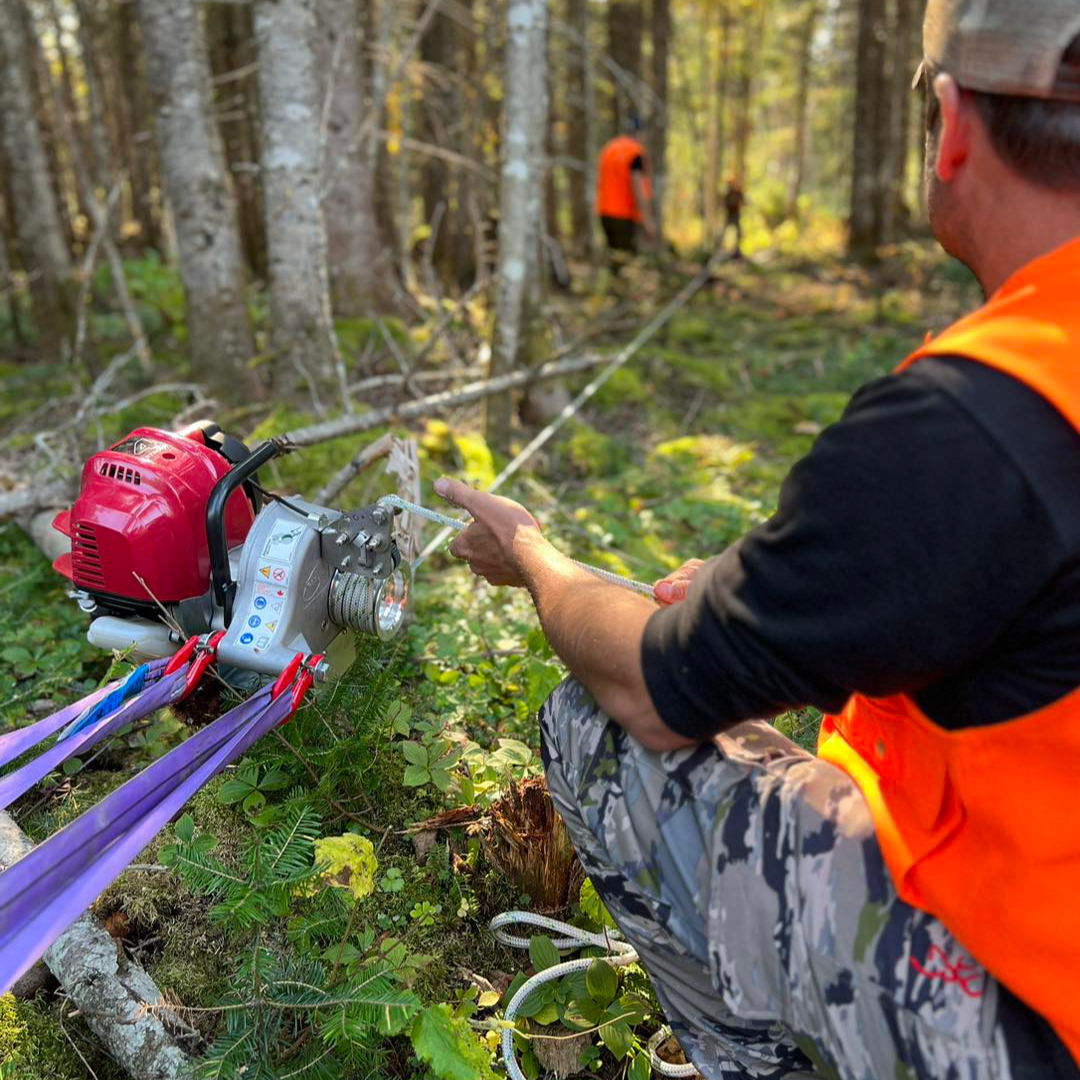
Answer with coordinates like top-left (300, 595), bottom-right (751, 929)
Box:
top-left (595, 116), bottom-right (657, 266)
top-left (436, 0), bottom-right (1080, 1076)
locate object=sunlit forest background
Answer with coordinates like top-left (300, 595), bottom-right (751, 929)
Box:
top-left (0, 2), bottom-right (981, 1079)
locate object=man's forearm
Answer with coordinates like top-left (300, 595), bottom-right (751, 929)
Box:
top-left (514, 530), bottom-right (697, 750)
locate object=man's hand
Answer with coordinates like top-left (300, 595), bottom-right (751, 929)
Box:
top-left (653, 559), bottom-right (704, 605)
top-left (435, 476), bottom-right (695, 752)
top-left (434, 477), bottom-right (543, 587)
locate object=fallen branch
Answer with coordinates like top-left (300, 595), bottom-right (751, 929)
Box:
top-left (315, 430), bottom-right (394, 504)
top-left (0, 483), bottom-right (73, 520)
top-left (285, 352), bottom-right (609, 448)
top-left (0, 811), bottom-right (190, 1078)
top-left (348, 365), bottom-right (485, 396)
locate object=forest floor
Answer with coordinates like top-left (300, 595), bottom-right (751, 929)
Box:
top-left (0, 241), bottom-right (981, 1079)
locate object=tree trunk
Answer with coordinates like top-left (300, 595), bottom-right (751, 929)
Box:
top-left (456, 0), bottom-right (482, 288)
top-left (565, 0), bottom-right (591, 252)
top-left (71, 0), bottom-right (115, 194)
top-left (849, 0), bottom-right (888, 256)
top-left (0, 186), bottom-right (26, 347)
top-left (206, 3), bottom-right (268, 282)
top-left (45, 0), bottom-right (97, 225)
top-left (0, 0), bottom-right (75, 361)
top-left (139, 0), bottom-right (256, 394)
top-left (0, 811), bottom-right (191, 1080)
top-left (703, 2), bottom-right (728, 243)
top-left (873, 0), bottom-right (898, 244)
top-left (731, 1), bottom-right (763, 188)
top-left (317, 0), bottom-right (385, 314)
top-left (888, 0), bottom-right (921, 233)
top-left (24, 1), bottom-right (79, 258)
top-left (370, 0), bottom-right (401, 267)
top-left (486, 0), bottom-right (549, 453)
top-left (419, 6), bottom-right (454, 286)
top-left (114, 0), bottom-right (161, 250)
top-left (545, 11), bottom-right (562, 247)
top-left (606, 0), bottom-right (643, 129)
top-left (649, 0), bottom-right (671, 235)
top-left (788, 0), bottom-right (820, 218)
top-left (254, 0), bottom-right (340, 400)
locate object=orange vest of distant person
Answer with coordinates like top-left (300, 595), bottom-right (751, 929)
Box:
top-left (818, 234), bottom-right (1080, 1067)
top-left (596, 136), bottom-right (652, 222)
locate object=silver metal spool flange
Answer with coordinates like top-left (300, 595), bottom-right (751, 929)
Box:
top-left (328, 563), bottom-right (411, 640)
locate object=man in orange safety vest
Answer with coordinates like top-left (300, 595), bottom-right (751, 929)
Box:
top-left (438, 0), bottom-right (1080, 1076)
top-left (596, 116), bottom-right (657, 266)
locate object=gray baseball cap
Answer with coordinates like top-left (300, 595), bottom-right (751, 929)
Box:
top-left (913, 0), bottom-right (1080, 101)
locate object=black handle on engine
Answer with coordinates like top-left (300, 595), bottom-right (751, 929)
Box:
top-left (207, 439), bottom-right (282, 626)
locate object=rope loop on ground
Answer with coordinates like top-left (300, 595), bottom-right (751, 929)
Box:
top-left (488, 910), bottom-right (699, 1080)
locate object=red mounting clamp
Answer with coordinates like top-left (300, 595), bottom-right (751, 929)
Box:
top-left (270, 652), bottom-right (325, 725)
top-left (164, 631), bottom-right (225, 701)
top-left (164, 636), bottom-right (200, 676)
top-left (181, 631), bottom-right (226, 700)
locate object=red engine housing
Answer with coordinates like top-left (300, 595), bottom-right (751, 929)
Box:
top-left (52, 426), bottom-right (256, 605)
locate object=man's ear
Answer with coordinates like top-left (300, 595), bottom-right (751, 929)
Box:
top-left (933, 73), bottom-right (969, 182)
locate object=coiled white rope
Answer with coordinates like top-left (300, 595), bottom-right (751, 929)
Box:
top-left (488, 912), bottom-right (699, 1080)
top-left (378, 494), bottom-right (657, 598)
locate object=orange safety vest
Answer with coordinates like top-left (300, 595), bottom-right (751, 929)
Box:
top-left (596, 136), bottom-right (651, 222)
top-left (818, 234), bottom-right (1080, 1067)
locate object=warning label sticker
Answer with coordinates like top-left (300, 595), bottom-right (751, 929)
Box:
top-left (237, 582), bottom-right (288, 650)
top-left (262, 524), bottom-right (304, 564)
top-left (257, 561), bottom-right (291, 587)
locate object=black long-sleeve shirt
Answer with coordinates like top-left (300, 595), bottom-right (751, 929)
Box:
top-left (643, 356), bottom-right (1080, 734)
top-left (640, 355), bottom-right (1080, 1078)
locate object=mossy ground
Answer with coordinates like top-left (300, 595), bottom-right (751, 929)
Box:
top-left (0, 244), bottom-right (980, 1075)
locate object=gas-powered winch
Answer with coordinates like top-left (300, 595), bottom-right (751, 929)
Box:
top-left (50, 422), bottom-right (411, 679)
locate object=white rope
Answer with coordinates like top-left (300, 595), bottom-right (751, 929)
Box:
top-left (414, 256), bottom-right (722, 569)
top-left (378, 495), bottom-right (657, 598)
top-left (488, 912), bottom-right (699, 1080)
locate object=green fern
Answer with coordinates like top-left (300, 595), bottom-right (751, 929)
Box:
top-left (162, 805), bottom-right (323, 928)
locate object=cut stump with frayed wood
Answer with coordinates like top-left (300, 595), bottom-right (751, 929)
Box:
top-left (480, 777), bottom-right (584, 910)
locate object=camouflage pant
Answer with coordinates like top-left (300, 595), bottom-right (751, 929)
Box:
top-left (539, 677), bottom-right (1017, 1080)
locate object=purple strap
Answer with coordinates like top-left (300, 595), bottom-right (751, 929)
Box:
top-left (0, 664), bottom-right (187, 811)
top-left (0, 658), bottom-right (169, 770)
top-left (0, 684), bottom-right (295, 993)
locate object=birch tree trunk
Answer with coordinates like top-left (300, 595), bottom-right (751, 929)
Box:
top-left (138, 0), bottom-right (257, 393)
top-left (317, 0), bottom-right (382, 315)
top-left (255, 0), bottom-right (340, 400)
top-left (0, 0), bottom-right (74, 361)
top-left (486, 0), bottom-right (549, 452)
